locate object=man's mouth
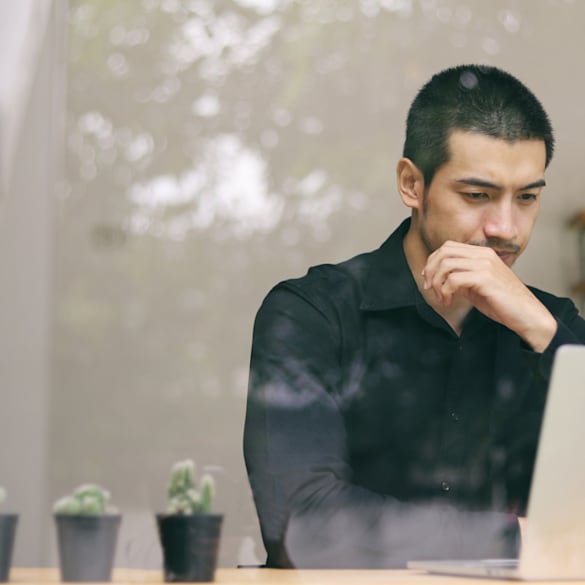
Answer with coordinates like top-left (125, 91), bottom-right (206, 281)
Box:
top-left (493, 249), bottom-right (517, 263)
top-left (468, 240), bottom-right (521, 263)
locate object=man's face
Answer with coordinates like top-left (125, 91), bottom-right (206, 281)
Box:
top-left (416, 130), bottom-right (547, 267)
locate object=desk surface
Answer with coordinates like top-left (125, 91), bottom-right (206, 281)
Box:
top-left (10, 567), bottom-right (585, 585)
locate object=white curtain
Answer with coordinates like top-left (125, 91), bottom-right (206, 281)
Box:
top-left (0, 0), bottom-right (53, 203)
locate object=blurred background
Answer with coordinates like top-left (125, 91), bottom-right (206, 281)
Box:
top-left (1, 0), bottom-right (584, 569)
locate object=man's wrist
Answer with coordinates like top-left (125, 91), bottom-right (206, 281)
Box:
top-left (519, 312), bottom-right (558, 353)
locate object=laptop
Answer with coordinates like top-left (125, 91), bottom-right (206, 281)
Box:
top-left (408, 343), bottom-right (585, 580)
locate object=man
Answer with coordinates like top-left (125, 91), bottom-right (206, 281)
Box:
top-left (243, 65), bottom-right (585, 569)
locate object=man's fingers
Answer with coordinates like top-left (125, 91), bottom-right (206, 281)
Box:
top-left (425, 258), bottom-right (487, 304)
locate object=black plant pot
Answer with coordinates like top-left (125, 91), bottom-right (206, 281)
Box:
top-left (55, 514), bottom-right (121, 582)
top-left (0, 515), bottom-right (18, 582)
top-left (157, 514), bottom-right (223, 582)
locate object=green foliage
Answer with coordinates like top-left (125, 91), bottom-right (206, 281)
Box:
top-left (166, 460), bottom-right (215, 514)
top-left (53, 483), bottom-right (118, 515)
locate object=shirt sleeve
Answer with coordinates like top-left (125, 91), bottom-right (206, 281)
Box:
top-left (243, 284), bottom-right (518, 568)
top-left (536, 297), bottom-right (585, 380)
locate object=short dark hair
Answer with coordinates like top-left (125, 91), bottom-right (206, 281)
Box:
top-left (403, 64), bottom-right (555, 186)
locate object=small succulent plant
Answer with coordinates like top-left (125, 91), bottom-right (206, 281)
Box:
top-left (166, 459), bottom-right (215, 514)
top-left (53, 484), bottom-right (118, 515)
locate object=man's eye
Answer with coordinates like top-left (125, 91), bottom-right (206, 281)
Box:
top-left (465, 192), bottom-right (488, 200)
top-left (518, 193), bottom-right (538, 202)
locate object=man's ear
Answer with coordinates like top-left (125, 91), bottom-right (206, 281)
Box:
top-left (396, 158), bottom-right (425, 211)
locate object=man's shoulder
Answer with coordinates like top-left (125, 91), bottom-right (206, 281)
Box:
top-left (266, 249), bottom-right (376, 314)
top-left (262, 219), bottom-right (411, 315)
top-left (277, 252), bottom-right (374, 296)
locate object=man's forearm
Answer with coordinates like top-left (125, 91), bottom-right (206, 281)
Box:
top-left (283, 490), bottom-right (519, 568)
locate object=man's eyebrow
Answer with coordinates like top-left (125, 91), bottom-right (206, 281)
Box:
top-left (520, 179), bottom-right (547, 190)
top-left (455, 178), bottom-right (546, 190)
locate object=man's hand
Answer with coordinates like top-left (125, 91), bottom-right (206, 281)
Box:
top-left (422, 241), bottom-right (557, 352)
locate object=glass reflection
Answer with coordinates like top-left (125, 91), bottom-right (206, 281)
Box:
top-left (58, 0), bottom-right (577, 569)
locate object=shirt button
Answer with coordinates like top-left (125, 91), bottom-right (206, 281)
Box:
top-left (440, 481), bottom-right (451, 492)
top-left (450, 411), bottom-right (460, 422)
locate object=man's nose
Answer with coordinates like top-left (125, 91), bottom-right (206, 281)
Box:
top-left (483, 201), bottom-right (518, 242)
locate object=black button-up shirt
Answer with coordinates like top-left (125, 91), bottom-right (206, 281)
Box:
top-left (244, 219), bottom-right (585, 568)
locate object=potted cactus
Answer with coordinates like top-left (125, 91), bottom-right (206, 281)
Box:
top-left (157, 460), bottom-right (223, 582)
top-left (53, 484), bottom-right (121, 582)
top-left (0, 487), bottom-right (18, 583)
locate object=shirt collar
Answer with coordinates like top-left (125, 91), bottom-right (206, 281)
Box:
top-left (360, 217), bottom-right (421, 311)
